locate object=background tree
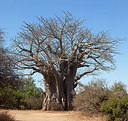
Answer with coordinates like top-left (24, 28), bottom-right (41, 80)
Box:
top-left (11, 12), bottom-right (120, 110)
top-left (22, 77), bottom-right (43, 98)
top-left (0, 29), bottom-right (23, 89)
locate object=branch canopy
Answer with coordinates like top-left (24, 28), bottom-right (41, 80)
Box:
top-left (11, 12), bottom-right (120, 81)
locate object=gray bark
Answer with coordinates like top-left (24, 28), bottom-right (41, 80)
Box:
top-left (42, 73), bottom-right (57, 110)
top-left (63, 62), bottom-right (78, 110)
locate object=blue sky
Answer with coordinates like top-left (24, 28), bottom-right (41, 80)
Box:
top-left (0, 0), bottom-right (128, 87)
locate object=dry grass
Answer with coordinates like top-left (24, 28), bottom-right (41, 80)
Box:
top-left (73, 80), bottom-right (109, 115)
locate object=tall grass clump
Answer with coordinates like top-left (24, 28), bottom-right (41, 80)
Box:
top-left (0, 111), bottom-right (16, 121)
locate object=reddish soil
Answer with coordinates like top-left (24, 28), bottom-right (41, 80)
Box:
top-left (0, 110), bottom-right (105, 121)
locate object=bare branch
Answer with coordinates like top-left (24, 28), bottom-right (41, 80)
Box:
top-left (10, 12), bottom-right (120, 89)
top-left (75, 67), bottom-right (98, 81)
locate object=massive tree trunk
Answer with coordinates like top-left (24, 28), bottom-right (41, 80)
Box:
top-left (42, 72), bottom-right (66, 110)
top-left (42, 62), bottom-right (78, 111)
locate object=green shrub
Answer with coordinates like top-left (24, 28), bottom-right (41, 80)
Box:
top-left (100, 95), bottom-right (128, 121)
top-left (0, 77), bottom-right (44, 110)
top-left (0, 87), bottom-right (25, 109)
top-left (0, 86), bottom-right (44, 110)
top-left (0, 111), bottom-right (16, 121)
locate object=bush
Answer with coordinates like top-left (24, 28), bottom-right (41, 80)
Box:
top-left (24, 96), bottom-right (43, 110)
top-left (0, 87), bottom-right (25, 109)
top-left (100, 95), bottom-right (128, 121)
top-left (0, 77), bottom-right (44, 110)
top-left (73, 80), bottom-right (110, 115)
top-left (73, 80), bottom-right (127, 116)
top-left (0, 111), bottom-right (16, 121)
top-left (0, 87), bottom-right (44, 110)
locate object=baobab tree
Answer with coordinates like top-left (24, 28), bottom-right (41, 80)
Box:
top-left (11, 12), bottom-right (120, 110)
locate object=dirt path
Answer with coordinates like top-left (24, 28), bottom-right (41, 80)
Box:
top-left (0, 110), bottom-right (105, 121)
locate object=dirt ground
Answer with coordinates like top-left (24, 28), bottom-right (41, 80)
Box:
top-left (0, 110), bottom-right (105, 121)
